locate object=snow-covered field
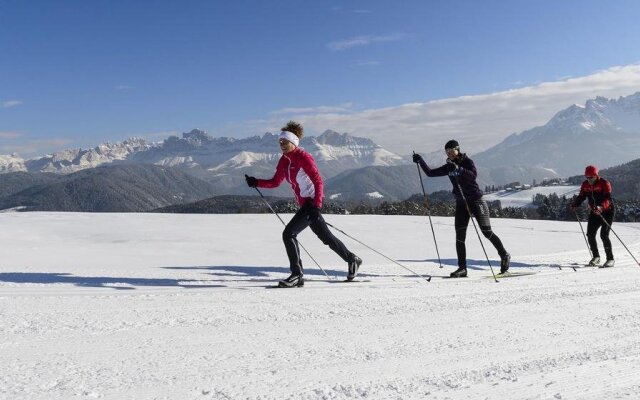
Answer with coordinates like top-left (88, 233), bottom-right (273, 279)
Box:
top-left (483, 185), bottom-right (580, 208)
top-left (2, 212), bottom-right (640, 399)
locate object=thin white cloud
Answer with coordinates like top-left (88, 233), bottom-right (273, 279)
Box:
top-left (0, 131), bottom-right (23, 139)
top-left (327, 33), bottom-right (406, 51)
top-left (0, 138), bottom-right (74, 157)
top-left (2, 100), bottom-right (23, 108)
top-left (271, 104), bottom-right (354, 115)
top-left (250, 64), bottom-right (640, 156)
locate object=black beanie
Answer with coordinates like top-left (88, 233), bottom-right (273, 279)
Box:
top-left (445, 140), bottom-right (459, 150)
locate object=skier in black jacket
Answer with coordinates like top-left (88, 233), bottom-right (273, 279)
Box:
top-left (413, 140), bottom-right (510, 278)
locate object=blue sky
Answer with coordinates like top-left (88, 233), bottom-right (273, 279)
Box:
top-left (2, 0), bottom-right (640, 156)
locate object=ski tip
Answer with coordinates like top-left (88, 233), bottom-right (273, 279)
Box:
top-left (494, 271), bottom-right (537, 279)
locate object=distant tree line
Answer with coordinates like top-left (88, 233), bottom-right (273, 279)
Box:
top-left (266, 191), bottom-right (640, 222)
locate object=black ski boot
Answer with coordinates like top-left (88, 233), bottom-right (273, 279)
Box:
top-left (500, 253), bottom-right (511, 274)
top-left (587, 256), bottom-right (600, 267)
top-left (278, 274), bottom-right (304, 288)
top-left (450, 267), bottom-right (467, 278)
top-left (347, 255), bottom-right (363, 281)
top-left (601, 259), bottom-right (615, 268)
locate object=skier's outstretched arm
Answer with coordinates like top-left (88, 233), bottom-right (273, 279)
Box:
top-left (412, 153), bottom-right (448, 177)
top-left (255, 157), bottom-right (287, 189)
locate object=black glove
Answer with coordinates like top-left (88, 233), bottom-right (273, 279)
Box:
top-left (412, 153), bottom-right (423, 164)
top-left (307, 206), bottom-right (322, 223)
top-left (446, 159), bottom-right (460, 177)
top-left (245, 175), bottom-right (258, 188)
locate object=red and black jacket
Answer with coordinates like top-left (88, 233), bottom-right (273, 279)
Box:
top-left (571, 177), bottom-right (613, 212)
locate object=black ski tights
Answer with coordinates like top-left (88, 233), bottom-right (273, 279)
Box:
top-left (587, 208), bottom-right (614, 260)
top-left (282, 202), bottom-right (353, 275)
top-left (454, 199), bottom-right (507, 268)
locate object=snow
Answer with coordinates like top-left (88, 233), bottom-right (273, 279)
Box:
top-left (580, 121), bottom-right (595, 130)
top-left (313, 143), bottom-right (404, 166)
top-left (155, 156), bottom-right (196, 167)
top-left (329, 193), bottom-right (342, 200)
top-left (1, 212), bottom-right (640, 399)
top-left (484, 185), bottom-right (580, 208)
top-left (365, 191), bottom-right (384, 199)
top-left (207, 151), bottom-right (279, 171)
top-left (0, 153), bottom-right (27, 172)
top-left (0, 206), bottom-right (27, 213)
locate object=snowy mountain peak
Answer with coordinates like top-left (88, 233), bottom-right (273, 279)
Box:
top-left (260, 132), bottom-right (278, 141)
top-left (586, 96), bottom-right (609, 107)
top-left (183, 129), bottom-right (212, 143)
top-left (475, 91), bottom-right (640, 177)
top-left (0, 153), bottom-right (27, 173)
top-left (314, 130), bottom-right (375, 147)
top-left (163, 129), bottom-right (214, 148)
top-left (21, 137), bottom-right (154, 174)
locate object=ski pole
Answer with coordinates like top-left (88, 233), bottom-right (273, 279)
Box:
top-left (414, 152), bottom-right (443, 269)
top-left (453, 177), bottom-right (499, 282)
top-left (597, 213), bottom-right (640, 267)
top-left (324, 221), bottom-right (432, 282)
top-left (573, 209), bottom-right (593, 258)
top-left (249, 181), bottom-right (333, 280)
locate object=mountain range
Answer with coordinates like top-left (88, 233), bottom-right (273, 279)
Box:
top-left (1, 92), bottom-right (639, 208)
top-left (474, 92), bottom-right (640, 177)
top-left (0, 129), bottom-right (404, 175)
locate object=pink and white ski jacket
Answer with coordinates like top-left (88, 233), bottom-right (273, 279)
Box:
top-left (257, 148), bottom-right (324, 208)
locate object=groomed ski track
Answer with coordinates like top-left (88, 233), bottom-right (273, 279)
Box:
top-left (2, 212), bottom-right (640, 399)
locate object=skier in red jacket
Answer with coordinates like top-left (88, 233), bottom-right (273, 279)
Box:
top-left (245, 121), bottom-right (362, 287)
top-left (570, 165), bottom-right (615, 267)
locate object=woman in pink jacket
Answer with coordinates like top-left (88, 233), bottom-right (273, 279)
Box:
top-left (245, 121), bottom-right (362, 287)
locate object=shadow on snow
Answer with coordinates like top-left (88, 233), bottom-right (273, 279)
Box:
top-left (397, 258), bottom-right (543, 271)
top-left (161, 265), bottom-right (368, 279)
top-left (0, 272), bottom-right (226, 290)
top-left (0, 258), bottom-right (543, 290)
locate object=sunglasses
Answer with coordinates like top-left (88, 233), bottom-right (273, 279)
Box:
top-left (586, 176), bottom-right (597, 181)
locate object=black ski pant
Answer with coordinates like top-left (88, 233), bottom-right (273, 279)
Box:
top-left (454, 199), bottom-right (507, 269)
top-left (282, 202), bottom-right (353, 276)
top-left (587, 208), bottom-right (614, 260)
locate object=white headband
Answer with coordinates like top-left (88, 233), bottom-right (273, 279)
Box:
top-left (279, 131), bottom-right (299, 147)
